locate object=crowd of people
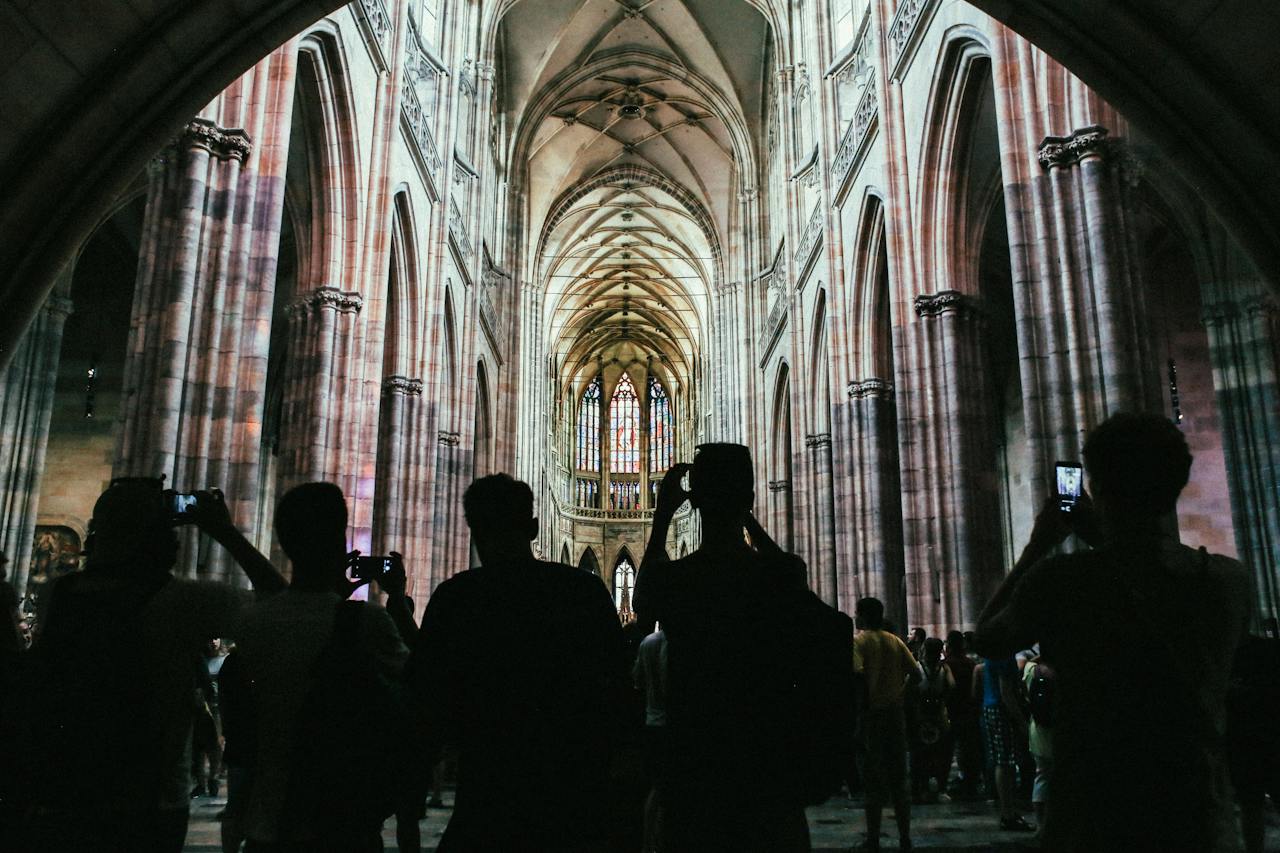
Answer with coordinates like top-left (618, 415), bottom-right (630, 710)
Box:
top-left (0, 412), bottom-right (1276, 853)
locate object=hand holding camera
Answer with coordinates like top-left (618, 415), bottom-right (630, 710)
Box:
top-left (346, 550), bottom-right (407, 596)
top-left (164, 487), bottom-right (234, 535)
top-left (655, 463), bottom-right (692, 517)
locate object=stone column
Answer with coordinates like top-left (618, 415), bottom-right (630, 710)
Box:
top-left (0, 289), bottom-right (73, 593)
top-left (113, 46), bottom-right (299, 581)
top-left (277, 287), bottom-right (365, 496)
top-left (845, 378), bottom-right (907, 628)
top-left (805, 431), bottom-right (838, 605)
top-left (372, 375), bottom-right (424, 556)
top-left (906, 291), bottom-right (1003, 629)
top-left (1203, 294), bottom-right (1280, 627)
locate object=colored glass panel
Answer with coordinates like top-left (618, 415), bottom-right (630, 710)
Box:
top-left (610, 373), bottom-right (640, 473)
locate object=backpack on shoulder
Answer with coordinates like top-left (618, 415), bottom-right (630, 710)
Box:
top-left (783, 587), bottom-right (857, 805)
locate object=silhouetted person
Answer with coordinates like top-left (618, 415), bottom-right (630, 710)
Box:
top-left (853, 596), bottom-right (920, 852)
top-left (406, 473), bottom-right (626, 852)
top-left (235, 482), bottom-right (411, 852)
top-left (910, 635), bottom-right (954, 802)
top-left (1226, 633), bottom-right (1280, 853)
top-left (943, 630), bottom-right (982, 797)
top-left (631, 443), bottom-right (817, 852)
top-left (976, 412), bottom-right (1253, 852)
top-left (23, 478), bottom-right (285, 852)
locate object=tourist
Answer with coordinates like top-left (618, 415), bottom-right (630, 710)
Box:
top-left (943, 630), bottom-right (982, 798)
top-left (975, 652), bottom-right (1032, 831)
top-left (406, 473), bottom-right (627, 852)
top-left (976, 412), bottom-right (1254, 852)
top-left (632, 444), bottom-right (823, 852)
top-left (907, 627), bottom-right (927, 660)
top-left (22, 479), bottom-right (286, 852)
top-left (1022, 651), bottom-right (1054, 841)
top-left (235, 482), bottom-right (412, 852)
top-left (853, 596), bottom-right (921, 853)
top-left (910, 636), bottom-right (954, 802)
top-left (633, 625), bottom-right (668, 853)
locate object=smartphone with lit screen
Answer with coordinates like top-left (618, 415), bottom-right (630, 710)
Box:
top-left (1055, 461), bottom-right (1083, 512)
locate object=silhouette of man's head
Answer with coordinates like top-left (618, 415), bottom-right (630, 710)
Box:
top-left (689, 443), bottom-right (753, 524)
top-left (945, 629), bottom-right (966, 655)
top-left (855, 597), bottom-right (885, 630)
top-left (911, 627), bottom-right (926, 643)
top-left (275, 482), bottom-right (347, 586)
top-left (922, 636), bottom-right (944, 662)
top-left (1083, 412), bottom-right (1191, 521)
top-left (464, 474), bottom-right (537, 561)
top-left (87, 478), bottom-right (177, 572)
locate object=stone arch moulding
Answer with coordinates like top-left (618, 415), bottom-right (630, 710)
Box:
top-left (388, 190), bottom-right (423, 374)
top-left (849, 192), bottom-right (891, 380)
top-left (578, 546), bottom-right (601, 577)
top-left (294, 24), bottom-right (363, 293)
top-left (2, 1), bottom-right (1277, 369)
top-left (915, 35), bottom-right (994, 299)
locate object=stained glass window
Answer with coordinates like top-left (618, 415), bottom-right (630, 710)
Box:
top-left (610, 373), bottom-right (640, 473)
top-left (576, 477), bottom-right (599, 508)
top-left (610, 480), bottom-right (640, 510)
top-left (648, 376), bottom-right (673, 471)
top-left (576, 375), bottom-right (601, 471)
top-left (614, 557), bottom-right (636, 621)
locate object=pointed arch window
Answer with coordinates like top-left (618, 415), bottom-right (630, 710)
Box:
top-left (576, 375), bottom-right (601, 471)
top-left (648, 376), bottom-right (673, 472)
top-left (610, 372), bottom-right (640, 474)
top-left (614, 556), bottom-right (636, 621)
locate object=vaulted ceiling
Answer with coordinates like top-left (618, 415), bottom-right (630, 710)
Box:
top-left (497, 0), bottom-right (771, 399)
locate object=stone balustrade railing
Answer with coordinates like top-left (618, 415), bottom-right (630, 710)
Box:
top-left (401, 80), bottom-right (441, 178)
top-left (831, 80), bottom-right (878, 186)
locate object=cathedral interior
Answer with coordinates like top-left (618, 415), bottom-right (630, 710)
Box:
top-left (0, 0), bottom-right (1277, 637)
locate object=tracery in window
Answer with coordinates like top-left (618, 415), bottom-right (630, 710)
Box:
top-left (610, 372), bottom-right (640, 474)
top-left (576, 374), bottom-right (601, 472)
top-left (648, 376), bottom-right (673, 472)
top-left (614, 556), bottom-right (636, 621)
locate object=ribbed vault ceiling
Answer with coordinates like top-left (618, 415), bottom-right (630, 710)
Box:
top-left (499, 0), bottom-right (769, 399)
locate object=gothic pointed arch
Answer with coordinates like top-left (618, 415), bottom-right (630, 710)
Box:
top-left (578, 546), bottom-right (601, 577)
top-left (612, 546), bottom-right (638, 622)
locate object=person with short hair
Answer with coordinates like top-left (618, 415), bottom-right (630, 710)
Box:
top-left (853, 596), bottom-right (921, 853)
top-left (406, 473), bottom-right (627, 853)
top-left (235, 482), bottom-right (412, 852)
top-left (23, 479), bottom-right (285, 852)
top-left (976, 412), bottom-right (1254, 852)
top-left (632, 443), bottom-right (820, 852)
top-left (910, 636), bottom-right (954, 802)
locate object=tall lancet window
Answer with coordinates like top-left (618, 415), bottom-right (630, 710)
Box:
top-left (610, 372), bottom-right (640, 474)
top-left (576, 375), bottom-right (601, 472)
top-left (614, 556), bottom-right (636, 621)
top-left (648, 376), bottom-right (673, 472)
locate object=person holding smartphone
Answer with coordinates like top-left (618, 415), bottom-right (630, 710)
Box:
top-left (975, 413), bottom-right (1253, 853)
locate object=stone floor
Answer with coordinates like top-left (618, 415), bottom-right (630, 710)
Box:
top-left (182, 789), bottom-right (1280, 851)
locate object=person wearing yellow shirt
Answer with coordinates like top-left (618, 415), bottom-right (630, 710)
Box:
top-left (853, 597), bottom-right (922, 853)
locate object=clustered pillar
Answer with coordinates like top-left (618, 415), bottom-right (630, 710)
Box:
top-left (0, 287), bottom-right (73, 592)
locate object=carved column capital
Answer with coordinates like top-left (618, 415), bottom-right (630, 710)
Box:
top-left (805, 432), bottom-right (832, 448)
top-left (847, 377), bottom-right (894, 400)
top-left (913, 290), bottom-right (978, 318)
top-left (1037, 124), bottom-right (1112, 169)
top-left (46, 296), bottom-right (75, 319)
top-left (1241, 294), bottom-right (1280, 319)
top-left (767, 479), bottom-right (791, 493)
top-left (182, 118), bottom-right (252, 162)
top-left (382, 375), bottom-right (424, 396)
top-left (292, 286), bottom-right (364, 315)
top-left (438, 431), bottom-right (461, 446)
